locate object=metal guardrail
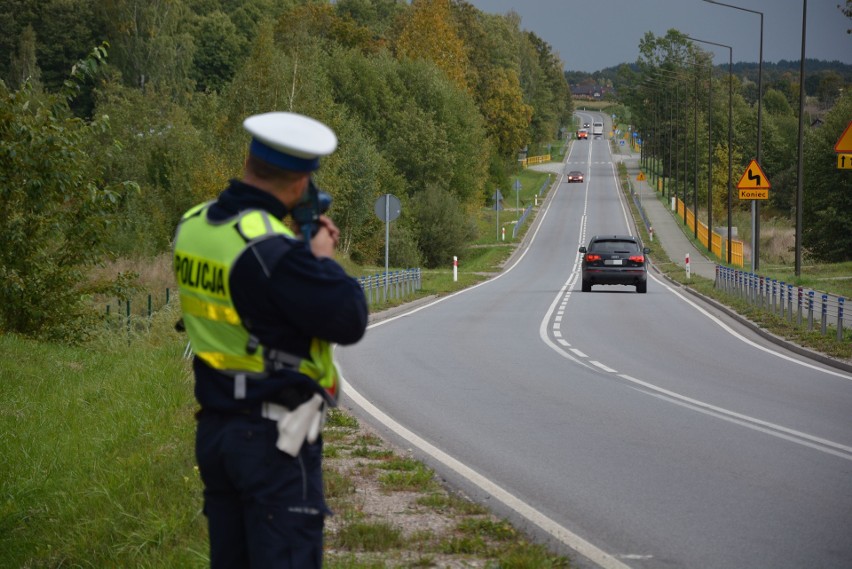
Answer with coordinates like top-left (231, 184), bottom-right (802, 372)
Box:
top-left (715, 266), bottom-right (848, 341)
top-left (512, 179), bottom-right (551, 239)
top-left (357, 268), bottom-right (422, 305)
top-left (512, 204), bottom-right (533, 239)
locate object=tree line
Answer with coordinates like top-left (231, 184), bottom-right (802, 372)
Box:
top-left (0, 0), bottom-right (573, 340)
top-left (617, 30), bottom-right (851, 265)
top-left (570, 58), bottom-right (852, 111)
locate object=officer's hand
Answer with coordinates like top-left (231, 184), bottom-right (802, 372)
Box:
top-left (310, 216), bottom-right (339, 258)
top-left (318, 215), bottom-right (340, 244)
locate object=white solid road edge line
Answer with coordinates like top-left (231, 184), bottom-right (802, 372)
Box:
top-left (338, 374), bottom-right (632, 569)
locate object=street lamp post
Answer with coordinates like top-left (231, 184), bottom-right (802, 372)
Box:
top-left (692, 62), bottom-right (701, 239)
top-left (795, 0), bottom-right (807, 276)
top-left (655, 60), bottom-right (713, 251)
top-left (642, 78), bottom-right (674, 196)
top-left (703, 0), bottom-right (764, 272)
top-left (687, 35), bottom-right (734, 265)
top-left (652, 67), bottom-right (693, 225)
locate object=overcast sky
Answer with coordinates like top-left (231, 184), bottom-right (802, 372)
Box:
top-left (463, 0), bottom-right (851, 72)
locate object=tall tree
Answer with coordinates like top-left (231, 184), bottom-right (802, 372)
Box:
top-left (97, 0), bottom-right (196, 96)
top-left (638, 29), bottom-right (692, 71)
top-left (451, 4), bottom-right (517, 88)
top-left (33, 0), bottom-right (103, 92)
top-left (191, 10), bottom-right (246, 92)
top-left (840, 0), bottom-right (852, 33)
top-left (480, 66), bottom-right (532, 158)
top-left (395, 57), bottom-right (489, 203)
top-left (760, 90), bottom-right (799, 215)
top-left (802, 91), bottom-right (852, 261)
top-left (523, 31), bottom-right (571, 144)
top-left (395, 0), bottom-right (469, 91)
top-left (7, 24), bottom-right (41, 89)
top-left (93, 80), bottom-right (217, 253)
top-left (0, 46), bottom-right (137, 340)
top-left (335, 0), bottom-right (406, 39)
top-left (278, 3), bottom-right (384, 54)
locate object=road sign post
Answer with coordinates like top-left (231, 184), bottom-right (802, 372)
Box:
top-left (374, 194), bottom-right (401, 302)
top-left (493, 189), bottom-right (503, 241)
top-left (736, 159), bottom-right (771, 271)
top-left (514, 178), bottom-right (521, 221)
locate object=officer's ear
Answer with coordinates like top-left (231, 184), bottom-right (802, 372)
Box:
top-left (282, 174), bottom-right (311, 210)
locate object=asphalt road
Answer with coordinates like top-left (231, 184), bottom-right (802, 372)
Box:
top-left (336, 114), bottom-right (852, 569)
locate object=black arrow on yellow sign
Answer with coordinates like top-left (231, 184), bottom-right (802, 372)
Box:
top-left (747, 168), bottom-right (761, 186)
top-left (737, 159), bottom-right (771, 190)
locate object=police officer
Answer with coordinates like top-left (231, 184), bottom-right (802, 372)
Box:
top-left (173, 111), bottom-right (368, 568)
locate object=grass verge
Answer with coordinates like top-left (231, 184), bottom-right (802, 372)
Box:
top-left (1, 302), bottom-right (572, 568)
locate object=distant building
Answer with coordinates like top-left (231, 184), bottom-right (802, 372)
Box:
top-left (570, 84), bottom-right (615, 100)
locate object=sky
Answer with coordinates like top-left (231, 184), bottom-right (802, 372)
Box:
top-left (463, 0), bottom-right (852, 72)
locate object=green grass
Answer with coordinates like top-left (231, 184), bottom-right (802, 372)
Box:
top-left (378, 461), bottom-right (438, 492)
top-left (334, 520), bottom-right (404, 551)
top-left (757, 262), bottom-right (852, 301)
top-left (1, 306), bottom-right (575, 567)
top-left (0, 304), bottom-right (207, 569)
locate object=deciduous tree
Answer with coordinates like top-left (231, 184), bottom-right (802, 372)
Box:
top-left (97, 0), bottom-right (196, 96)
top-left (192, 10), bottom-right (246, 93)
top-left (395, 0), bottom-right (469, 91)
top-left (802, 91), bottom-right (852, 261)
top-left (0, 46), bottom-right (138, 340)
top-left (480, 67), bottom-right (532, 158)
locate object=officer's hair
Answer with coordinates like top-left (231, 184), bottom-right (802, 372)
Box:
top-left (246, 154), bottom-right (305, 184)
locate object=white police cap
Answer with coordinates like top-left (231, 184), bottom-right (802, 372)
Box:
top-left (243, 112), bottom-right (337, 172)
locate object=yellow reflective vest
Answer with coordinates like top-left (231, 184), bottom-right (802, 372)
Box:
top-left (174, 202), bottom-right (339, 401)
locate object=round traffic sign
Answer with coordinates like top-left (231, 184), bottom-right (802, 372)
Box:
top-left (374, 194), bottom-right (401, 222)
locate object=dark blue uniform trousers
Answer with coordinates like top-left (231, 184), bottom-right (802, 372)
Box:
top-left (196, 412), bottom-right (328, 568)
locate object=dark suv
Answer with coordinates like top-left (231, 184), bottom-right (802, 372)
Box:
top-left (579, 235), bottom-right (649, 293)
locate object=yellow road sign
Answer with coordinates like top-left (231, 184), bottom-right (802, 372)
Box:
top-left (637, 172), bottom-right (646, 181)
top-left (838, 154), bottom-right (852, 170)
top-left (835, 120), bottom-right (852, 153)
top-left (736, 159), bottom-right (771, 190)
top-left (739, 189), bottom-right (769, 200)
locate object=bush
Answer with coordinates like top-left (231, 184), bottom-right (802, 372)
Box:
top-left (0, 47), bottom-right (137, 341)
top-left (411, 185), bottom-right (477, 268)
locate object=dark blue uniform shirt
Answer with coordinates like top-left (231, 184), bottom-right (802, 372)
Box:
top-left (191, 180), bottom-right (368, 412)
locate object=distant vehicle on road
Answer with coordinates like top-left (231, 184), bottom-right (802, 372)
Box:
top-left (577, 129), bottom-right (588, 140)
top-left (566, 171), bottom-right (584, 183)
top-left (592, 121), bottom-right (604, 138)
top-left (579, 235), bottom-right (649, 293)
top-left (583, 122), bottom-right (590, 129)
